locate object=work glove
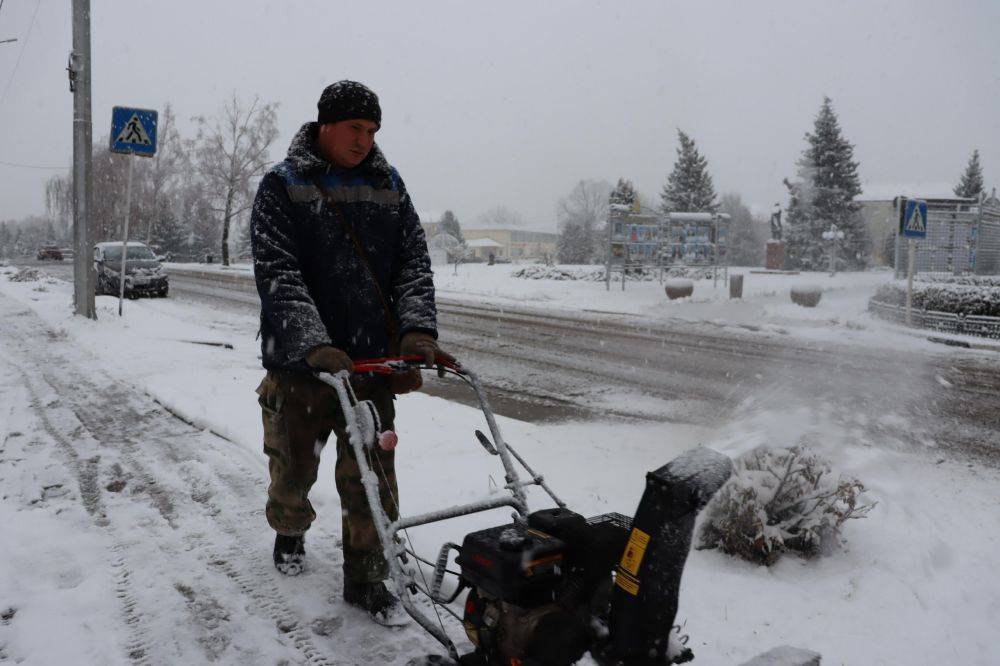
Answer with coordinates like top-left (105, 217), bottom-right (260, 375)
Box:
top-left (400, 331), bottom-right (456, 375)
top-left (305, 345), bottom-right (354, 375)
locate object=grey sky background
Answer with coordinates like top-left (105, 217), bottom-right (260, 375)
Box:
top-left (1, 0), bottom-right (997, 230)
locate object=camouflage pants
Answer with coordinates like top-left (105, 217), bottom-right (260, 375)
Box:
top-left (256, 370), bottom-right (398, 583)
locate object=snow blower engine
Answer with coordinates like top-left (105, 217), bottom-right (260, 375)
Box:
top-left (320, 358), bottom-right (733, 666)
top-left (454, 448), bottom-right (732, 666)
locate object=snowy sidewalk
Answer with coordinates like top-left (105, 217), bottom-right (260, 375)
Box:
top-left (2, 267), bottom-right (1000, 664)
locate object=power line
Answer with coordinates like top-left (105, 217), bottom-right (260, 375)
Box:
top-left (0, 0), bottom-right (41, 108)
top-left (0, 158), bottom-right (69, 170)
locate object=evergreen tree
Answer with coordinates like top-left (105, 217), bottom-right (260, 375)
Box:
top-left (151, 209), bottom-right (188, 257)
top-left (0, 223), bottom-right (10, 258)
top-left (954, 149), bottom-right (984, 199)
top-left (439, 210), bottom-right (464, 243)
top-left (609, 178), bottom-right (638, 209)
top-left (784, 97), bottom-right (866, 270)
top-left (719, 193), bottom-right (764, 266)
top-left (556, 221), bottom-right (593, 264)
top-left (660, 130), bottom-right (717, 213)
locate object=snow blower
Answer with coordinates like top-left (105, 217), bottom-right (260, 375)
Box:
top-left (317, 356), bottom-right (733, 666)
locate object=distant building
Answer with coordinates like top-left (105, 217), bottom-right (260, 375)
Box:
top-left (461, 228), bottom-right (558, 261)
top-left (420, 220), bottom-right (443, 239)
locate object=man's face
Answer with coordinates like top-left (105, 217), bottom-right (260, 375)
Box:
top-left (317, 119), bottom-right (379, 168)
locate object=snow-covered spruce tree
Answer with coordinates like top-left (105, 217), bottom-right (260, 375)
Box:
top-left (954, 149), bottom-right (984, 199)
top-left (609, 177), bottom-right (638, 209)
top-left (784, 97), bottom-right (866, 270)
top-left (660, 130), bottom-right (717, 213)
top-left (151, 209), bottom-right (188, 258)
top-left (698, 444), bottom-right (874, 565)
top-left (439, 210), bottom-right (464, 243)
top-left (556, 220), bottom-right (594, 264)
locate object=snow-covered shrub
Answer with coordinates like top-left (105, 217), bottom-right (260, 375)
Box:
top-left (512, 265), bottom-right (606, 281)
top-left (511, 265), bottom-right (715, 282)
top-left (8, 267), bottom-right (41, 282)
top-left (697, 445), bottom-right (874, 565)
top-left (790, 284), bottom-right (822, 307)
top-left (873, 279), bottom-right (1000, 317)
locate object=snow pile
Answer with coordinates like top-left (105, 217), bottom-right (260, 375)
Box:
top-left (873, 278), bottom-right (1000, 317)
top-left (697, 445), bottom-right (874, 565)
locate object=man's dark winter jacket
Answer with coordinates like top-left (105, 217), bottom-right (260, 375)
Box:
top-left (250, 122), bottom-right (437, 371)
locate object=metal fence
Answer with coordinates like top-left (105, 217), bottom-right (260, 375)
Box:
top-left (868, 298), bottom-right (1000, 339)
top-left (894, 198), bottom-right (1000, 279)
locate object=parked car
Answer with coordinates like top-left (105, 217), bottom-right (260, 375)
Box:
top-left (94, 241), bottom-right (169, 298)
top-left (36, 245), bottom-right (64, 261)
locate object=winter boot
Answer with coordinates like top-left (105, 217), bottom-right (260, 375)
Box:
top-left (273, 533), bottom-right (305, 576)
top-left (343, 580), bottom-right (410, 626)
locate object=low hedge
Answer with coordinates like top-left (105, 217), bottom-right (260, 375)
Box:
top-left (873, 277), bottom-right (1000, 318)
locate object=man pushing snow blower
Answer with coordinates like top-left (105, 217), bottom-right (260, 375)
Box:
top-left (250, 79), bottom-right (453, 626)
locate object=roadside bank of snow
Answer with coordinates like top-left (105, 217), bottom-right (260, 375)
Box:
top-left (2, 267), bottom-right (999, 665)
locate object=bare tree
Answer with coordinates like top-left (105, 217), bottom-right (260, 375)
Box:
top-left (195, 94), bottom-right (279, 266)
top-left (145, 103), bottom-right (185, 245)
top-left (477, 204), bottom-right (525, 228)
top-left (556, 179), bottom-right (612, 263)
top-left (44, 174), bottom-right (73, 238)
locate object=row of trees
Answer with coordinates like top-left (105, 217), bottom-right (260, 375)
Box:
top-left (556, 96), bottom-right (990, 271)
top-left (1, 94), bottom-right (279, 266)
top-left (555, 130), bottom-right (765, 266)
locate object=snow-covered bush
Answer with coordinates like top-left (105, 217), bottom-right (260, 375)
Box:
top-left (512, 265), bottom-right (607, 281)
top-left (873, 279), bottom-right (1000, 317)
top-left (7, 267), bottom-right (41, 282)
top-left (697, 445), bottom-right (874, 565)
top-left (511, 265), bottom-right (715, 282)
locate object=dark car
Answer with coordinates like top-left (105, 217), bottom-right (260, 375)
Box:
top-left (36, 245), bottom-right (64, 261)
top-left (94, 242), bottom-right (169, 298)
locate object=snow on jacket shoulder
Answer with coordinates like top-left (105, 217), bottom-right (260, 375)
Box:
top-left (251, 122), bottom-right (437, 371)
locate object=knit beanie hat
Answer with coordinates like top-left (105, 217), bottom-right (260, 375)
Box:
top-left (316, 80), bottom-right (381, 127)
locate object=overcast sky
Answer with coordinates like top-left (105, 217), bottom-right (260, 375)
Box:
top-left (1, 0), bottom-right (997, 229)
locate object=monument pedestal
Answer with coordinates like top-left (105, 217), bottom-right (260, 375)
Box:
top-left (766, 240), bottom-right (786, 270)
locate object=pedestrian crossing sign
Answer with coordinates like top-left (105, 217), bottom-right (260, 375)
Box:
top-left (901, 198), bottom-right (928, 239)
top-left (110, 106), bottom-right (158, 157)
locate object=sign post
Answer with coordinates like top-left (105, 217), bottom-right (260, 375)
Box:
top-left (900, 198), bottom-right (928, 326)
top-left (109, 106), bottom-right (158, 315)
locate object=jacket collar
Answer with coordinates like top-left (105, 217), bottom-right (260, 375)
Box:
top-left (285, 122), bottom-right (392, 187)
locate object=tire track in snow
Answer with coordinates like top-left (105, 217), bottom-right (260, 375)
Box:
top-left (10, 363), bottom-right (154, 666)
top-left (0, 297), bottom-right (349, 666)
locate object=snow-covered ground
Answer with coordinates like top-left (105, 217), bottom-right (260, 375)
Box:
top-left (2, 265), bottom-right (999, 665)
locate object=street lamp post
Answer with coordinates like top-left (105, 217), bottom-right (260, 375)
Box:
top-left (821, 224), bottom-right (845, 276)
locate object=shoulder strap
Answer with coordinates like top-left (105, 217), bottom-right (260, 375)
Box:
top-left (312, 177), bottom-right (400, 353)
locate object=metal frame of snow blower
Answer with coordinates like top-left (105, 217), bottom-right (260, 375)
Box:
top-left (317, 356), bottom-right (564, 660)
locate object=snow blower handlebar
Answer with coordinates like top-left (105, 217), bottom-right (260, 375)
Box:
top-left (317, 359), bottom-right (547, 658)
top-left (351, 354), bottom-right (461, 376)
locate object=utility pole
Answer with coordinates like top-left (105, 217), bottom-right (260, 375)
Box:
top-left (70, 0), bottom-right (95, 318)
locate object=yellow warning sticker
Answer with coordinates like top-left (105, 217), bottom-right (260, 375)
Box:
top-left (619, 528), bottom-right (651, 576)
top-left (616, 571), bottom-right (640, 596)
